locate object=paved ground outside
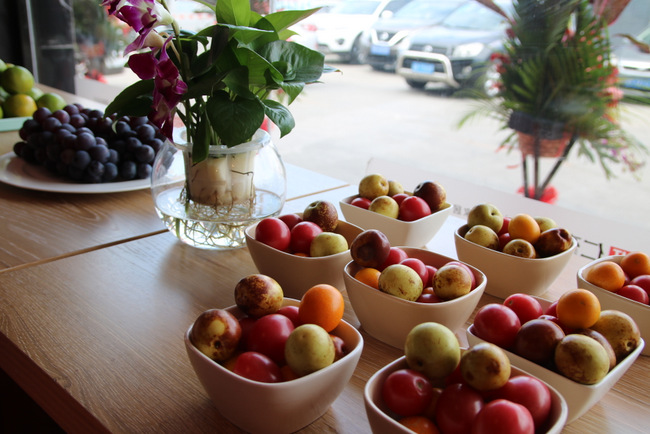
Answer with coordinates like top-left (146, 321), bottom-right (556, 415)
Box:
top-left (96, 63), bottom-right (650, 231)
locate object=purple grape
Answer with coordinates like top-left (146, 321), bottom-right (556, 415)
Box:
top-left (52, 109), bottom-right (71, 124)
top-left (89, 144), bottom-right (110, 163)
top-left (64, 104), bottom-right (80, 115)
top-left (69, 114), bottom-right (86, 128)
top-left (42, 117), bottom-right (62, 132)
top-left (103, 162), bottom-right (118, 182)
top-left (71, 150), bottom-right (91, 170)
top-left (33, 107), bottom-right (52, 123)
top-left (120, 160), bottom-right (137, 180)
top-left (135, 144), bottom-right (154, 163)
top-left (137, 163), bottom-right (152, 179)
top-left (75, 132), bottom-right (96, 151)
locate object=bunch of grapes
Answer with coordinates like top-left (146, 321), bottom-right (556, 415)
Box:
top-left (13, 103), bottom-right (167, 183)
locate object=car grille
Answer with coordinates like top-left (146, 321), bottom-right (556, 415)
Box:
top-left (409, 44), bottom-right (448, 55)
top-left (402, 58), bottom-right (445, 72)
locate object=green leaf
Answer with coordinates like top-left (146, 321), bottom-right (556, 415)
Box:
top-left (280, 81), bottom-right (305, 105)
top-left (263, 99), bottom-right (295, 137)
top-left (258, 41), bottom-right (325, 83)
top-left (262, 8), bottom-right (321, 32)
top-left (206, 90), bottom-right (265, 147)
top-left (105, 80), bottom-right (154, 116)
top-left (192, 114), bottom-right (211, 164)
top-left (214, 0), bottom-right (251, 27)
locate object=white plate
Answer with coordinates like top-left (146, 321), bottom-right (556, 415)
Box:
top-left (0, 152), bottom-right (150, 194)
top-left (0, 117), bottom-right (30, 132)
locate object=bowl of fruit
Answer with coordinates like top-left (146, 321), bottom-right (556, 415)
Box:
top-left (577, 251), bottom-right (650, 356)
top-left (343, 229), bottom-right (486, 349)
top-left (245, 200), bottom-right (363, 299)
top-left (466, 291), bottom-right (644, 422)
top-left (185, 275), bottom-right (363, 433)
top-left (364, 323), bottom-right (568, 433)
top-left (454, 203), bottom-right (576, 299)
top-left (339, 174), bottom-right (452, 247)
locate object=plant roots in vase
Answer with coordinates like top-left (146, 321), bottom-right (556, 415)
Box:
top-left (151, 130), bottom-right (286, 249)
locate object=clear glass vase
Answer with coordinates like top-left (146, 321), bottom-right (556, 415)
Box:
top-left (151, 129), bottom-right (286, 249)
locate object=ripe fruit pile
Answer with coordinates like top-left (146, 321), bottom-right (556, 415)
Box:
top-left (190, 274), bottom-right (348, 382)
top-left (13, 104), bottom-right (166, 183)
top-left (380, 322), bottom-right (556, 433)
top-left (350, 229), bottom-right (477, 302)
top-left (0, 59), bottom-right (67, 118)
top-left (255, 200), bottom-right (350, 257)
top-left (464, 203), bottom-right (573, 258)
top-left (350, 173), bottom-right (449, 221)
top-left (584, 251), bottom-right (650, 305)
top-left (472, 291), bottom-right (641, 385)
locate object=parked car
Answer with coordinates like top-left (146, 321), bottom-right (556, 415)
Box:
top-left (613, 26), bottom-right (650, 98)
top-left (296, 0), bottom-right (413, 64)
top-left (364, 0), bottom-right (466, 71)
top-left (396, 0), bottom-right (511, 94)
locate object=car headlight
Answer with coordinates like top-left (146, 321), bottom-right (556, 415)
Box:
top-left (452, 42), bottom-right (485, 58)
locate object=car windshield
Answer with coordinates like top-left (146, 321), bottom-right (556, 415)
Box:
top-left (329, 0), bottom-right (382, 15)
top-left (442, 1), bottom-right (509, 30)
top-left (393, 0), bottom-right (462, 20)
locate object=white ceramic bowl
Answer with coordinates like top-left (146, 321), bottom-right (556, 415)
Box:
top-left (364, 355), bottom-right (568, 434)
top-left (245, 217), bottom-right (363, 299)
top-left (454, 225), bottom-right (577, 299)
top-left (466, 295), bottom-right (645, 423)
top-left (185, 298), bottom-right (364, 434)
top-left (339, 194), bottom-right (452, 247)
top-left (577, 255), bottom-right (650, 356)
top-left (344, 247), bottom-right (486, 349)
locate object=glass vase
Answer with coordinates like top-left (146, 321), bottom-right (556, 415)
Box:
top-left (151, 129), bottom-right (286, 249)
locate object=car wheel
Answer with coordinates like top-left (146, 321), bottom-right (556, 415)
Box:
top-left (349, 37), bottom-right (368, 64)
top-left (405, 79), bottom-right (427, 89)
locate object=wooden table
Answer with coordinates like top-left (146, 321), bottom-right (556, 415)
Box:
top-left (1, 93), bottom-right (648, 432)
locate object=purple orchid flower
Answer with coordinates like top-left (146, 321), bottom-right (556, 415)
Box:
top-left (128, 37), bottom-right (188, 139)
top-left (101, 0), bottom-right (172, 53)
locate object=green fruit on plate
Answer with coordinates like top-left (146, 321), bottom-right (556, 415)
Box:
top-left (37, 92), bottom-right (67, 112)
top-left (28, 87), bottom-right (44, 101)
top-left (1, 65), bottom-right (34, 94)
top-left (3, 94), bottom-right (37, 117)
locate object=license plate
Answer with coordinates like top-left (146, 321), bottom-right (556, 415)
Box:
top-left (370, 44), bottom-right (390, 56)
top-left (411, 61), bottom-right (435, 74)
top-left (623, 78), bottom-right (650, 91)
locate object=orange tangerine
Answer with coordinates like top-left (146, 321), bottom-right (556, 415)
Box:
top-left (620, 252), bottom-right (650, 279)
top-left (585, 260), bottom-right (626, 292)
top-left (298, 284), bottom-right (345, 332)
top-left (508, 213), bottom-right (541, 244)
top-left (399, 416), bottom-right (440, 434)
top-left (556, 288), bottom-right (601, 329)
top-left (354, 267), bottom-right (381, 289)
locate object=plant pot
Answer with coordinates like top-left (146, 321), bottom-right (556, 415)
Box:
top-left (151, 129), bottom-right (286, 249)
top-left (517, 131), bottom-right (571, 158)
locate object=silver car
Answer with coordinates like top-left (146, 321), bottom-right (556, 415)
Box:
top-left (396, 0), bottom-right (511, 94)
top-left (365, 0), bottom-right (466, 71)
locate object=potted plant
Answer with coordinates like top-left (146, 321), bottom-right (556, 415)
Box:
top-left (100, 0), bottom-right (331, 248)
top-left (464, 0), bottom-right (647, 201)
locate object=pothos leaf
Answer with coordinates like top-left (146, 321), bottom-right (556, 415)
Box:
top-left (263, 99), bottom-right (295, 137)
top-left (192, 114), bottom-right (212, 164)
top-left (105, 80), bottom-right (154, 117)
top-left (206, 90), bottom-right (265, 147)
